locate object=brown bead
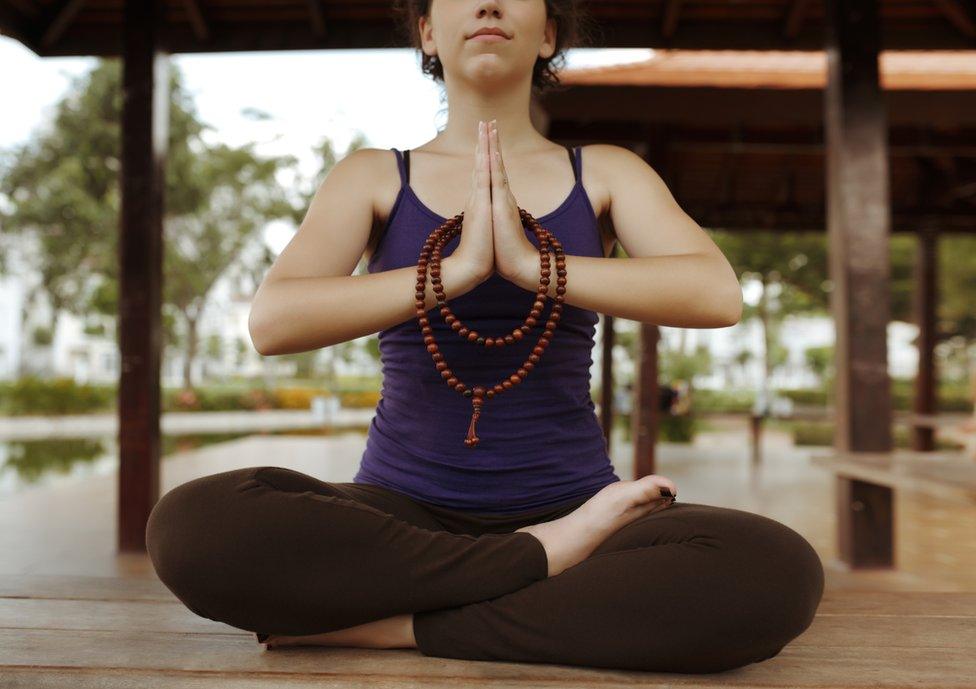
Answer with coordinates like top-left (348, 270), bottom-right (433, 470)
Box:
top-left (416, 207), bottom-right (567, 445)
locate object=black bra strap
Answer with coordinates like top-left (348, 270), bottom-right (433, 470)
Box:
top-left (404, 149), bottom-right (410, 183)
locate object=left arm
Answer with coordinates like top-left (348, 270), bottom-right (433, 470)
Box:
top-left (508, 145), bottom-right (743, 328)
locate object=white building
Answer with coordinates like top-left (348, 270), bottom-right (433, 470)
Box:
top-left (2, 230), bottom-right (921, 393)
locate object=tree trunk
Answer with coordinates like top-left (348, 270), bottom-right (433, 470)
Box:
top-left (182, 314), bottom-right (199, 390)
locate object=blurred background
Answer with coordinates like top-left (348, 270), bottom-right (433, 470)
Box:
top-left (2, 5), bottom-right (975, 598)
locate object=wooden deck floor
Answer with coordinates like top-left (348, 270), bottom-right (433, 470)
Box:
top-left (2, 424), bottom-right (975, 686)
top-left (2, 573), bottom-right (975, 688)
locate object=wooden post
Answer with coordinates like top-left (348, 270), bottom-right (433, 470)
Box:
top-left (912, 227), bottom-right (938, 452)
top-left (118, 0), bottom-right (169, 552)
top-left (633, 323), bottom-right (660, 479)
top-left (600, 313), bottom-right (615, 451)
top-left (750, 413), bottom-right (763, 465)
top-left (824, 0), bottom-right (894, 568)
top-left (630, 127), bottom-right (671, 480)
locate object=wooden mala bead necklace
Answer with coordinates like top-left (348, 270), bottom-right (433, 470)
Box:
top-left (415, 207), bottom-right (568, 448)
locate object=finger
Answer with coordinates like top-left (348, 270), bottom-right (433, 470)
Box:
top-left (472, 120), bottom-right (488, 208)
top-left (489, 120), bottom-right (505, 192)
top-left (481, 119), bottom-right (492, 206)
top-left (492, 121), bottom-right (516, 205)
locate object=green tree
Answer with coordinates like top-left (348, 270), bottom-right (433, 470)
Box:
top-left (0, 59), bottom-right (298, 388)
top-left (711, 230), bottom-right (828, 400)
top-left (277, 130), bottom-right (379, 385)
top-left (804, 344), bottom-right (833, 383)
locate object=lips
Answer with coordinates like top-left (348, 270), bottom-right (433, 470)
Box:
top-left (468, 28), bottom-right (509, 39)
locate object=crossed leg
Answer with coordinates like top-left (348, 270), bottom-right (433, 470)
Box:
top-left (146, 466), bottom-right (824, 674)
top-left (146, 465), bottom-right (548, 639)
top-left (411, 501), bottom-right (825, 674)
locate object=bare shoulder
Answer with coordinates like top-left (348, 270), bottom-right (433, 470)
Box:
top-left (578, 143), bottom-right (646, 219)
top-left (336, 146), bottom-right (398, 216)
top-left (581, 143), bottom-right (671, 212)
top-left (331, 147), bottom-right (402, 252)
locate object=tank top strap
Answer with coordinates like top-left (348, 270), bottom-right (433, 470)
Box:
top-left (399, 146), bottom-right (572, 186)
top-left (390, 147), bottom-right (408, 188)
top-left (569, 145), bottom-right (582, 183)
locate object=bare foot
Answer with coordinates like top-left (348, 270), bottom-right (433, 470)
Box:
top-left (262, 613), bottom-right (416, 650)
top-left (515, 475), bottom-right (677, 577)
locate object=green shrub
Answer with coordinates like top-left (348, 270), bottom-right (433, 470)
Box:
top-left (689, 388), bottom-right (754, 413)
top-left (0, 377), bottom-right (115, 415)
top-left (789, 419), bottom-right (964, 449)
top-left (339, 389), bottom-right (381, 409)
top-left (660, 414), bottom-right (696, 442)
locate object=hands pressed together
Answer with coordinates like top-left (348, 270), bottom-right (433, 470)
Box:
top-left (452, 119), bottom-right (544, 287)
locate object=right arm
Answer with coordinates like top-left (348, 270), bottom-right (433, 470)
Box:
top-left (248, 148), bottom-right (485, 356)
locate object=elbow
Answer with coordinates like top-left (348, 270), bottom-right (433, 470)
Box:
top-left (705, 254), bottom-right (742, 328)
top-left (716, 282), bottom-right (744, 327)
top-left (248, 304), bottom-right (277, 356)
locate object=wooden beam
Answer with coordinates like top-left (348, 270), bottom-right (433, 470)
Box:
top-left (182, 0), bottom-right (210, 42)
top-left (39, 0), bottom-right (86, 49)
top-left (931, 0), bottom-right (976, 39)
top-left (661, 0), bottom-right (683, 39)
top-left (0, 2), bottom-right (36, 48)
top-left (824, 0), bottom-right (895, 568)
top-left (715, 126), bottom-right (743, 208)
top-left (14, 16), bottom-right (976, 56)
top-left (118, 0), bottom-right (168, 553)
top-left (307, 0), bottom-right (327, 38)
top-left (783, 0), bottom-right (814, 39)
top-left (6, 0), bottom-right (39, 16)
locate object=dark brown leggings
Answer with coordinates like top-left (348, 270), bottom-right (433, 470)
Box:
top-left (145, 465), bottom-right (824, 674)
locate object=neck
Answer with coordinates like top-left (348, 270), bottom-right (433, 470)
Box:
top-left (434, 73), bottom-right (546, 156)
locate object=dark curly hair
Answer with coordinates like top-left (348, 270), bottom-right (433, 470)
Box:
top-left (392, 0), bottom-right (598, 96)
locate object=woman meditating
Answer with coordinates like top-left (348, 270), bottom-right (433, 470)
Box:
top-left (145, 0), bottom-right (824, 674)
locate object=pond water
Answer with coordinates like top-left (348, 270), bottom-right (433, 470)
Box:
top-left (0, 433), bottom-right (253, 497)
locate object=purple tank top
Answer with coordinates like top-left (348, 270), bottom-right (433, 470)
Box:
top-left (352, 145), bottom-right (621, 512)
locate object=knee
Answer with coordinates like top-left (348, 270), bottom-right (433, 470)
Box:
top-left (145, 469), bottom-right (256, 612)
top-left (770, 522), bottom-right (825, 631)
top-left (739, 519), bottom-right (825, 656)
top-left (146, 477), bottom-right (205, 598)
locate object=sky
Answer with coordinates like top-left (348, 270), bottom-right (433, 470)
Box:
top-left (0, 36), bottom-right (653, 252)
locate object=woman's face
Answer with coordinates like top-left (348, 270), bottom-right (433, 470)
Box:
top-left (420, 0), bottom-right (556, 89)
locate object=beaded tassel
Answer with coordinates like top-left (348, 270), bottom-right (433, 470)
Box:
top-left (465, 393), bottom-right (484, 447)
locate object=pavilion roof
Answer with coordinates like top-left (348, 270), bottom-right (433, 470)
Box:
top-left (2, 0), bottom-right (975, 56)
top-left (560, 50), bottom-right (976, 90)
